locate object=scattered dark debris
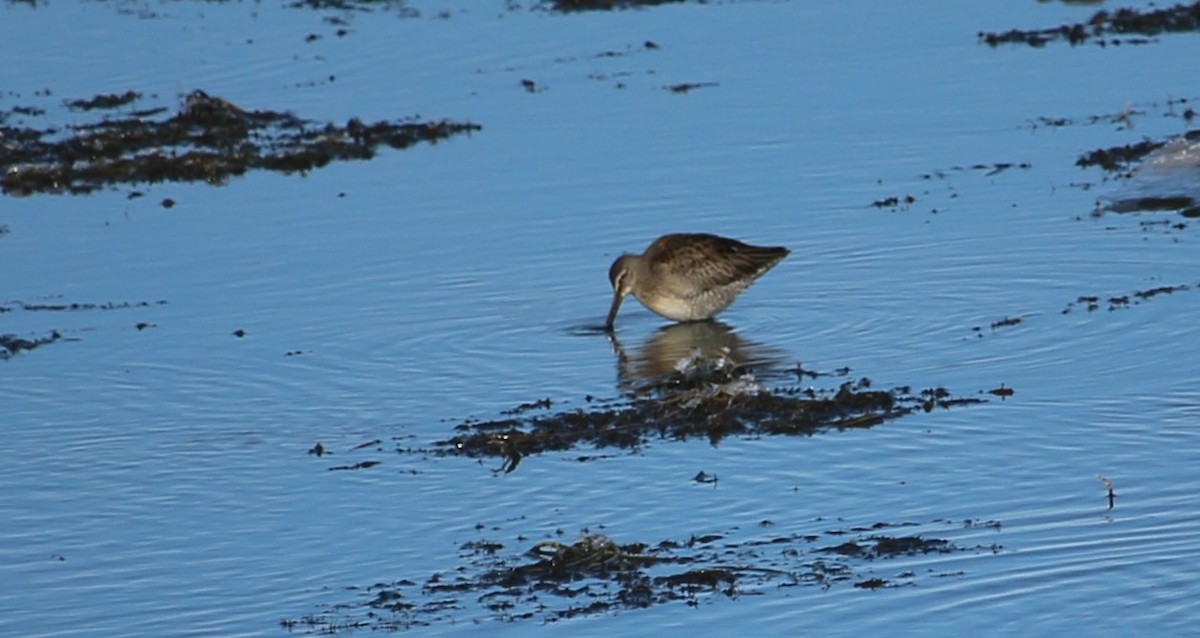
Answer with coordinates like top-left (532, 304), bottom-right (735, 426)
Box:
top-left (10, 104), bottom-right (47, 117)
top-left (287, 520), bottom-right (1001, 632)
top-left (352, 439), bottom-right (383, 451)
top-left (286, 0), bottom-right (421, 16)
top-left (919, 162), bottom-right (1032, 180)
top-left (1136, 219), bottom-right (1189, 234)
top-left (1062, 282), bottom-right (1194, 313)
top-left (462, 539), bottom-right (505, 555)
top-left (592, 41), bottom-right (660, 60)
top-left (1024, 98), bottom-right (1199, 131)
top-left (990, 316), bottom-right (1023, 330)
top-left (1, 89), bottom-right (482, 196)
top-left (328, 460), bottom-right (381, 471)
top-left (1135, 285), bottom-right (1188, 301)
top-left (1031, 116), bottom-right (1074, 129)
top-left (0, 299), bottom-right (166, 359)
top-left (1, 330), bottom-right (64, 360)
top-left (430, 355), bottom-right (980, 472)
top-left (912, 386), bottom-right (980, 412)
top-left (544, 0), bottom-right (689, 12)
top-left (980, 1), bottom-right (1200, 47)
top-left (65, 90), bottom-right (140, 111)
top-left (818, 535), bottom-right (951, 559)
top-left (666, 82), bottom-right (718, 94)
top-left (871, 194), bottom-right (916, 210)
top-left (1098, 475), bottom-right (1117, 510)
top-left (962, 519), bottom-right (1003, 531)
top-left (964, 280), bottom-right (1200, 340)
top-left (788, 361), bottom-right (833, 381)
top-left (1076, 139), bottom-right (1169, 173)
top-left (978, 162), bottom-right (1029, 176)
top-left (1068, 295), bottom-right (1102, 313)
top-left (692, 471), bottom-right (718, 484)
top-left (984, 383), bottom-right (1012, 398)
top-left (0, 299), bottom-right (167, 312)
top-left (501, 398), bottom-right (553, 415)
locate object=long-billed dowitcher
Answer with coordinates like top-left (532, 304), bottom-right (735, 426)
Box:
top-left (605, 233), bottom-right (789, 329)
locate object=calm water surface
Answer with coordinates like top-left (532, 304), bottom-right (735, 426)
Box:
top-left (2, 1), bottom-right (1199, 636)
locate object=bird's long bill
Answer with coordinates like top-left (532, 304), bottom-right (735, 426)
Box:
top-left (604, 292), bottom-right (624, 329)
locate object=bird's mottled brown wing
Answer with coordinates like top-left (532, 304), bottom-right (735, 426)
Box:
top-left (644, 233), bottom-right (789, 294)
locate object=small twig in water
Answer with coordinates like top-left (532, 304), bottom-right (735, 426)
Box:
top-left (1097, 475), bottom-right (1116, 510)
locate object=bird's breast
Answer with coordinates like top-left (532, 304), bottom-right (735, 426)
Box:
top-left (638, 289), bottom-right (734, 322)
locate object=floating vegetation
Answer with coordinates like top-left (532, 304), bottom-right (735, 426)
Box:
top-left (666, 81), bottom-right (719, 93)
top-left (1098, 475), bottom-right (1117, 510)
top-left (1061, 282), bottom-right (1198, 313)
top-left (0, 299), bottom-right (167, 360)
top-left (0, 90), bottom-right (481, 196)
top-left (1027, 97), bottom-right (1197, 133)
top-left (285, 0), bottom-right (418, 11)
top-left (918, 162), bottom-right (1033, 181)
top-left (284, 520), bottom-right (1001, 633)
top-left (1077, 139), bottom-right (1172, 174)
top-left (65, 90), bottom-right (141, 111)
top-left (543, 0), bottom-right (690, 12)
top-left (980, 1), bottom-right (1200, 47)
top-left (971, 281), bottom-right (1200, 341)
top-left (0, 299), bottom-right (167, 312)
top-left (431, 354), bottom-right (979, 473)
top-left (987, 385), bottom-right (1015, 399)
top-left (1, 331), bottom-right (65, 361)
top-left (871, 194), bottom-right (916, 210)
top-left (989, 316), bottom-right (1023, 330)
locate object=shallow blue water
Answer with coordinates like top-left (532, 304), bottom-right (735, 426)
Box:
top-left (2, 1), bottom-right (1199, 636)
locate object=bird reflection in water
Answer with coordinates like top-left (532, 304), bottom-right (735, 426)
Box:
top-left (608, 321), bottom-right (786, 395)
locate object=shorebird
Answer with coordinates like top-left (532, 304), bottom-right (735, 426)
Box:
top-left (605, 233), bottom-right (789, 329)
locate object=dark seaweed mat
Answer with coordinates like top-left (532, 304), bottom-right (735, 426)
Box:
top-left (1074, 130), bottom-right (1200, 216)
top-left (1076, 130), bottom-right (1200, 174)
top-left (434, 358), bottom-right (978, 472)
top-left (980, 1), bottom-right (1200, 47)
top-left (0, 331), bottom-right (63, 360)
top-left (0, 90), bottom-right (481, 196)
top-left (284, 522), bottom-right (1001, 633)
